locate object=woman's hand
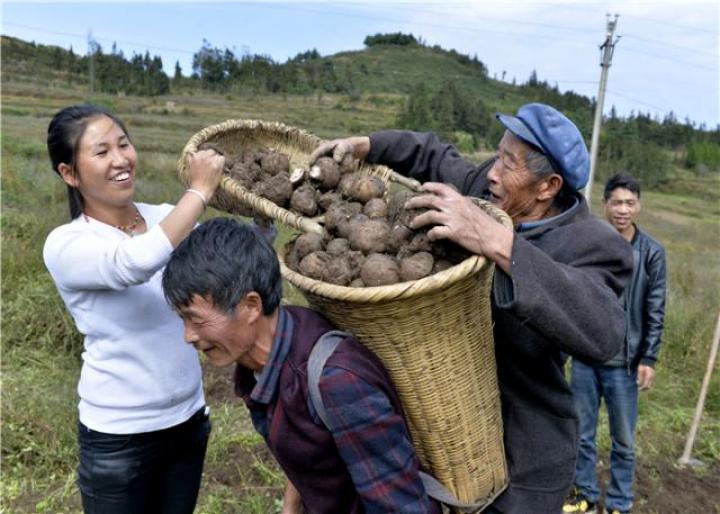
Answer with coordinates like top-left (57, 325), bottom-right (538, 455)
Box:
top-left (186, 148), bottom-right (225, 200)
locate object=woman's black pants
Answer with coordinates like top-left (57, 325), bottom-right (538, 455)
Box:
top-left (77, 407), bottom-right (211, 514)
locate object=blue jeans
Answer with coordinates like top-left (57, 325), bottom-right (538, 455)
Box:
top-left (78, 407), bottom-right (211, 514)
top-left (571, 361), bottom-right (638, 513)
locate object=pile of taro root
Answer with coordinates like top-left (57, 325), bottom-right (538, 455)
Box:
top-left (214, 145), bottom-right (471, 287)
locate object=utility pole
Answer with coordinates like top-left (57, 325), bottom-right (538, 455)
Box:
top-left (585, 14), bottom-right (620, 206)
top-left (87, 30), bottom-right (95, 93)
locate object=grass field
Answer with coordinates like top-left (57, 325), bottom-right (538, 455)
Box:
top-left (2, 81), bottom-right (719, 513)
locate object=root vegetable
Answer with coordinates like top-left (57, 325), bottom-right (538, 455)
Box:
top-left (337, 213), bottom-right (368, 240)
top-left (299, 251), bottom-right (332, 280)
top-left (348, 176), bottom-right (385, 203)
top-left (228, 162), bottom-right (260, 187)
top-left (361, 253), bottom-right (400, 286)
top-left (408, 232), bottom-right (433, 252)
top-left (399, 252), bottom-right (435, 282)
top-left (363, 198), bottom-right (388, 218)
top-left (290, 185), bottom-right (318, 216)
top-left (322, 255), bottom-right (353, 286)
top-left (326, 238), bottom-right (350, 255)
top-left (387, 224), bottom-right (413, 254)
top-left (294, 233), bottom-right (325, 260)
top-left (317, 191), bottom-right (342, 210)
top-left (324, 202), bottom-right (355, 235)
top-left (347, 250), bottom-right (365, 277)
top-left (260, 150), bottom-right (290, 175)
top-left (432, 259), bottom-right (453, 273)
top-left (348, 218), bottom-right (390, 254)
top-left (309, 157), bottom-right (341, 190)
top-left (349, 278), bottom-right (365, 288)
top-left (252, 173), bottom-right (293, 207)
top-left (338, 173), bottom-right (359, 198)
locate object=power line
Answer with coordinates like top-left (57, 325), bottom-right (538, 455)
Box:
top-left (623, 34), bottom-right (718, 58)
top-left (2, 21), bottom-right (196, 55)
top-left (606, 89), bottom-right (669, 115)
top-left (621, 45), bottom-right (717, 72)
top-left (623, 14), bottom-right (719, 35)
top-left (251, 3), bottom-right (594, 45)
top-left (345, 2), bottom-right (599, 34)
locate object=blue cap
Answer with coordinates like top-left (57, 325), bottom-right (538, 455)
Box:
top-left (496, 103), bottom-right (589, 190)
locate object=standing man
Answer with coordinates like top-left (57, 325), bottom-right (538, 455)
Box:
top-left (563, 174), bottom-right (667, 514)
top-left (162, 218), bottom-right (441, 514)
top-left (310, 103), bottom-right (634, 514)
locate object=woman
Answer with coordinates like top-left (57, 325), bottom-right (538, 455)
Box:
top-left (43, 104), bottom-right (225, 514)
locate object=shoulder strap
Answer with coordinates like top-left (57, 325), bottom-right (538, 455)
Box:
top-left (307, 330), bottom-right (349, 428)
top-left (306, 331), bottom-right (496, 513)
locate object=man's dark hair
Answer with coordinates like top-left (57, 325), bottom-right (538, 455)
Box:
top-left (603, 173), bottom-right (641, 200)
top-left (162, 218), bottom-right (282, 315)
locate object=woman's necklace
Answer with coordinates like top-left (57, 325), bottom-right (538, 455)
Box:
top-left (83, 207), bottom-right (143, 236)
top-left (115, 208), bottom-right (142, 235)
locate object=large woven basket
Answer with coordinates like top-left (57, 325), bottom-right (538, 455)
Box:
top-left (178, 120), bottom-right (510, 509)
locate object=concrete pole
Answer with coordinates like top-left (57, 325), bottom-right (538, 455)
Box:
top-left (585, 14), bottom-right (620, 207)
top-left (88, 30), bottom-right (95, 94)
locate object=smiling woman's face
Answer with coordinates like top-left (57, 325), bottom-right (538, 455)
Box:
top-left (64, 115), bottom-right (137, 212)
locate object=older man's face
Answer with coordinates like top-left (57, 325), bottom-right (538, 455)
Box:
top-left (179, 295), bottom-right (258, 369)
top-left (486, 132), bottom-right (548, 223)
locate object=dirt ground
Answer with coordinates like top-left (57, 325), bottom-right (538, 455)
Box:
top-left (606, 460), bottom-right (720, 514)
top-left (205, 364), bottom-right (720, 513)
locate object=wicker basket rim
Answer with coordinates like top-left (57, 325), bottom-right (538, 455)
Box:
top-left (280, 250), bottom-right (491, 303)
top-left (178, 119), bottom-right (322, 174)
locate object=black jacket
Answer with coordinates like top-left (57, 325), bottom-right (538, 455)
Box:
top-left (367, 130), bottom-right (633, 514)
top-left (620, 226), bottom-right (666, 368)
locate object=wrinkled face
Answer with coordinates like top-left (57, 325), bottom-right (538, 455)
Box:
top-left (65, 115), bottom-right (137, 210)
top-left (179, 295), bottom-right (258, 368)
top-left (603, 187), bottom-right (641, 233)
top-left (486, 132), bottom-right (546, 223)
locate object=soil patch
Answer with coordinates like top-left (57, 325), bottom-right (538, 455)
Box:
top-left (598, 459), bottom-right (719, 513)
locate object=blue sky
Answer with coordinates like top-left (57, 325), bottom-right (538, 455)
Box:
top-left (2, 1), bottom-right (718, 127)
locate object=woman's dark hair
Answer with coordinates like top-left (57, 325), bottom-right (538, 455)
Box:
top-left (47, 105), bottom-right (130, 219)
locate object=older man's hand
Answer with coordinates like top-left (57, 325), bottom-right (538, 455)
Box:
top-left (406, 182), bottom-right (515, 273)
top-left (309, 136), bottom-right (370, 165)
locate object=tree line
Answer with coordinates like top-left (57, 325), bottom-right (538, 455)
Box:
top-left (3, 33), bottom-right (718, 184)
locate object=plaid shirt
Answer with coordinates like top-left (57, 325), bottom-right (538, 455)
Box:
top-left (243, 307), bottom-right (435, 513)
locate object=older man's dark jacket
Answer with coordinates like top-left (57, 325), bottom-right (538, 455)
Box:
top-left (366, 130), bottom-right (633, 514)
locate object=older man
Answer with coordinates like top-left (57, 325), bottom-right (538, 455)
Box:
top-left (310, 103), bottom-right (634, 514)
top-left (162, 218), bottom-right (440, 514)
